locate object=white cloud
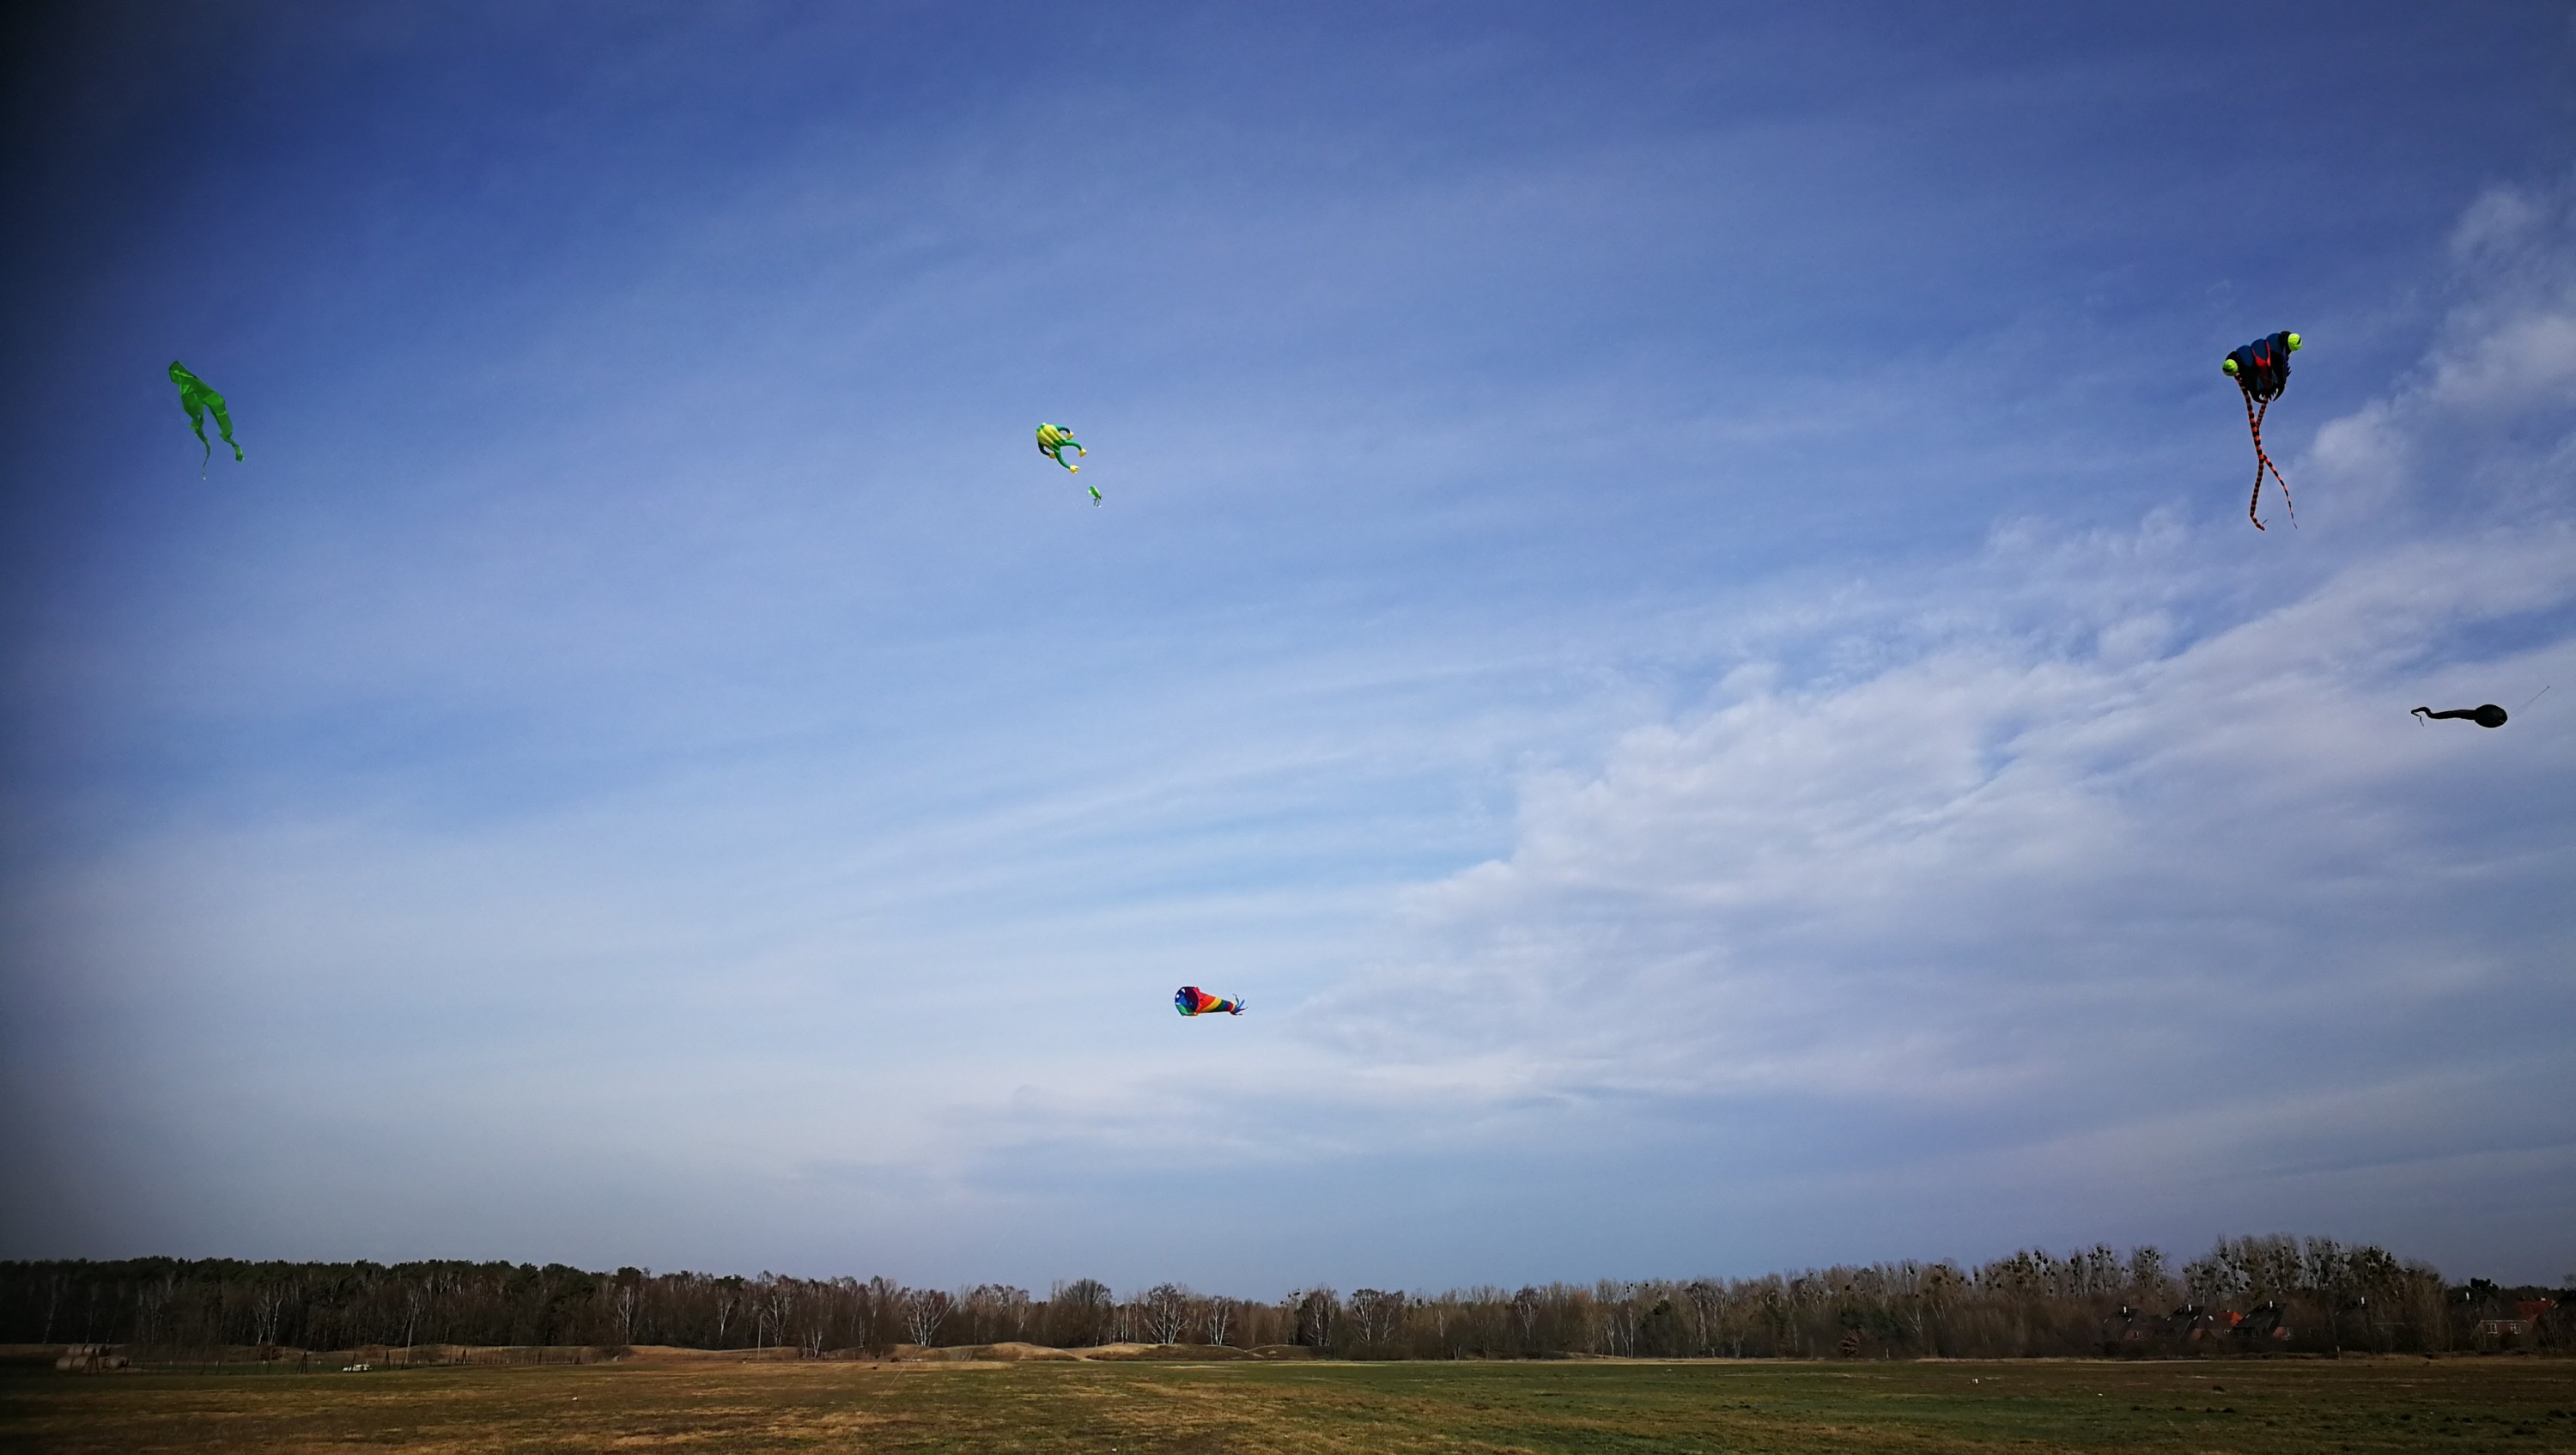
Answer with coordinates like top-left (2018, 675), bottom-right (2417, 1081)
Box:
top-left (2430, 181), bottom-right (2576, 414)
top-left (1239, 184), bottom-right (2576, 1264)
top-left (1318, 521), bottom-right (2573, 1074)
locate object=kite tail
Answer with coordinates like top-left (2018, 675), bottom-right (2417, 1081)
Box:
top-left (2241, 393), bottom-right (2264, 530)
top-left (2256, 401), bottom-right (2293, 528)
top-left (2245, 395), bottom-right (2293, 531)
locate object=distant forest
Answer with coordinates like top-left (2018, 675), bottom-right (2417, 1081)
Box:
top-left (5, 1236), bottom-right (2568, 1361)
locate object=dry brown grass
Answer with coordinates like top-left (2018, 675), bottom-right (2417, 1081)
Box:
top-left (3, 1353), bottom-right (2571, 1453)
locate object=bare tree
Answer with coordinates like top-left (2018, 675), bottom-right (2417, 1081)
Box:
top-left (1048, 1279), bottom-right (1113, 1348)
top-left (1293, 1288), bottom-right (1340, 1349)
top-left (1138, 1284), bottom-right (1190, 1345)
top-left (252, 1282), bottom-right (289, 1348)
top-left (1593, 1282), bottom-right (1639, 1357)
top-left (754, 1275), bottom-right (796, 1352)
top-left (614, 1282), bottom-right (641, 1346)
top-left (714, 1282), bottom-right (739, 1348)
top-left (957, 1284), bottom-right (1030, 1345)
top-left (1350, 1289), bottom-right (1406, 1350)
top-left (0, 1238), bottom-right (2477, 1364)
top-left (902, 1288), bottom-right (951, 1348)
top-left (1197, 1296), bottom-right (1234, 1348)
top-left (1681, 1279), bottom-right (1723, 1356)
top-left (2184, 1249), bottom-right (2242, 1307)
top-left (2125, 1246), bottom-right (2172, 1307)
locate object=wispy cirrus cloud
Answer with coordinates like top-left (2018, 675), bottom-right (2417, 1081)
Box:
top-left (1222, 185), bottom-right (2576, 1276)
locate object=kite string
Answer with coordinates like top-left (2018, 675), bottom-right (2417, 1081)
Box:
top-left (2519, 685), bottom-right (2551, 712)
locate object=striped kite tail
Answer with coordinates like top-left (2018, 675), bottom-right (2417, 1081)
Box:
top-left (2243, 393), bottom-right (2293, 530)
top-left (2243, 392), bottom-right (2267, 530)
top-left (2251, 398), bottom-right (2293, 529)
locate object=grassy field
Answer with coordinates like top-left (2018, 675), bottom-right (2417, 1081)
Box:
top-left (4, 1354), bottom-right (2573, 1453)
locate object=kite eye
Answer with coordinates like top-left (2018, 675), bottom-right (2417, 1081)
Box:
top-left (2284, 332), bottom-right (2301, 350)
top-left (2222, 358), bottom-right (2239, 375)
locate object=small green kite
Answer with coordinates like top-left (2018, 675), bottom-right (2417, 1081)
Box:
top-left (1036, 422), bottom-right (1099, 504)
top-left (168, 361), bottom-right (242, 477)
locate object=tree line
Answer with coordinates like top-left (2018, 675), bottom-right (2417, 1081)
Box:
top-left (3, 1235), bottom-right (2566, 1361)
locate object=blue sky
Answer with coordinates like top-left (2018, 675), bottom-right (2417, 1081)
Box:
top-left (3, 2), bottom-right (2573, 1296)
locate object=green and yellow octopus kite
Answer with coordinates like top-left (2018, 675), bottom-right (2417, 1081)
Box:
top-left (169, 361), bottom-right (243, 477)
top-left (1036, 422), bottom-right (1099, 504)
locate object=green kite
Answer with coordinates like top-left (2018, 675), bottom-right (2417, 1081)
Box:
top-left (1036, 422), bottom-right (1100, 504)
top-left (169, 361), bottom-right (243, 477)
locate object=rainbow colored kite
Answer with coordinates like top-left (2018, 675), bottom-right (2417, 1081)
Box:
top-left (1174, 985), bottom-right (1244, 1017)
